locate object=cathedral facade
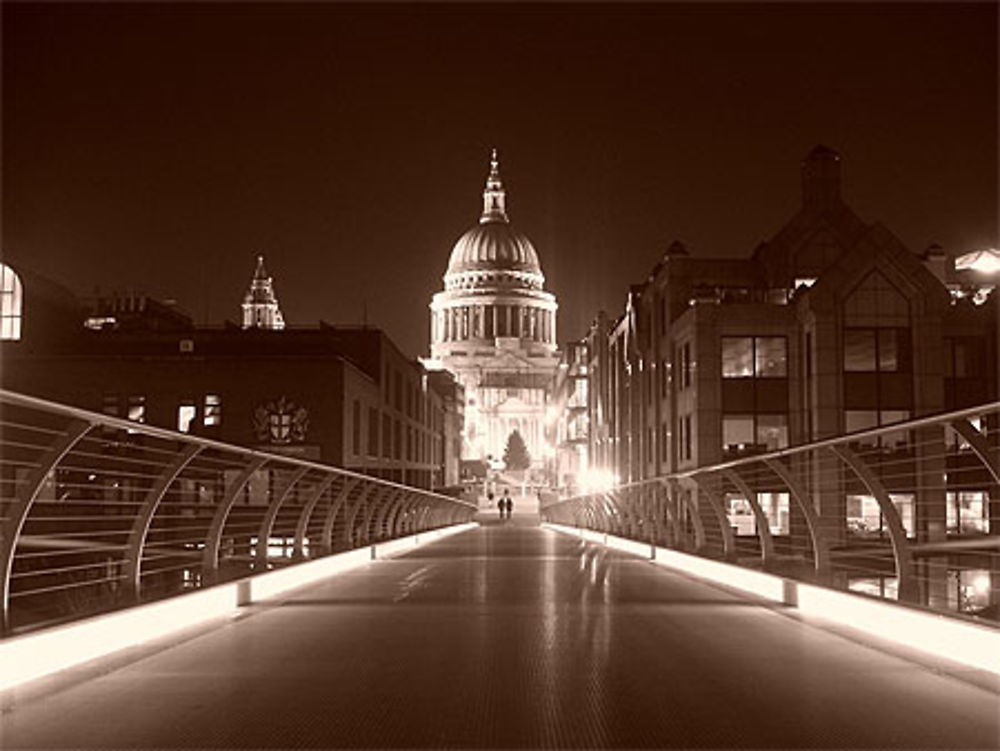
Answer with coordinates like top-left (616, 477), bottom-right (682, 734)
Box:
top-left (427, 152), bottom-right (559, 468)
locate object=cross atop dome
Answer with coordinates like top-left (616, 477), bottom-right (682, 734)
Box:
top-left (481, 148), bottom-right (508, 224)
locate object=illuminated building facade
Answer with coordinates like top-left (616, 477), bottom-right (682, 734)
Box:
top-left (426, 151), bottom-right (559, 468)
top-left (1, 265), bottom-right (460, 489)
top-left (576, 147), bottom-right (997, 554)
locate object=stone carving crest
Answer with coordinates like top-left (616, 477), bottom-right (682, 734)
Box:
top-left (253, 396), bottom-right (309, 444)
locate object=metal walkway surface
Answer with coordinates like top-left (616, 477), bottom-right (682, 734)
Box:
top-left (1, 522), bottom-right (998, 749)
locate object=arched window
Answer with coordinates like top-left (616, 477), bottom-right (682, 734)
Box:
top-left (1, 263), bottom-right (23, 340)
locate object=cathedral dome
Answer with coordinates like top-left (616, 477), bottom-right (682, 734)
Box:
top-left (447, 222), bottom-right (541, 275)
top-left (443, 150), bottom-right (544, 285)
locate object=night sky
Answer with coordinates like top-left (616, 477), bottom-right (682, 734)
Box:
top-left (4, 3), bottom-right (997, 358)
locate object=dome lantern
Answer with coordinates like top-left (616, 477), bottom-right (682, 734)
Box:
top-left (481, 148), bottom-right (508, 224)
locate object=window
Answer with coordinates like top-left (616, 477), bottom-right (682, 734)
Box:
top-left (394, 419), bottom-right (402, 459)
top-left (725, 494), bottom-right (788, 537)
top-left (352, 400), bottom-right (361, 455)
top-left (683, 342), bottom-right (692, 388)
top-left (679, 414), bottom-right (692, 461)
top-left (204, 394), bottom-right (222, 426)
top-left (845, 410), bottom-right (910, 450)
top-left (127, 395), bottom-right (146, 423)
top-left (844, 328), bottom-right (909, 372)
top-left (723, 415), bottom-right (754, 451)
top-left (947, 491), bottom-right (990, 534)
top-left (758, 492), bottom-right (790, 534)
top-left (722, 337), bottom-right (753, 377)
top-left (0, 263), bottom-right (23, 340)
top-left (722, 336), bottom-right (787, 378)
top-left (723, 414), bottom-right (787, 454)
top-left (382, 414), bottom-right (392, 458)
top-left (178, 403), bottom-right (197, 433)
top-left (846, 493), bottom-right (914, 538)
top-left (756, 414), bottom-right (788, 451)
top-left (755, 337), bottom-right (787, 377)
top-left (844, 330), bottom-right (876, 371)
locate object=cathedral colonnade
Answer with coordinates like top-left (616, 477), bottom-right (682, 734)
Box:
top-left (432, 302), bottom-right (556, 344)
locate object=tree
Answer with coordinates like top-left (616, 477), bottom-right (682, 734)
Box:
top-left (503, 429), bottom-right (531, 472)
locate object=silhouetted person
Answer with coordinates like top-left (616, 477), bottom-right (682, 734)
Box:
top-left (497, 494), bottom-right (505, 520)
top-left (502, 490), bottom-right (513, 519)
top-left (504, 496), bottom-right (513, 519)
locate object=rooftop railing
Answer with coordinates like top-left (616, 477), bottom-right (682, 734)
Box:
top-left (0, 389), bottom-right (476, 635)
top-left (542, 402), bottom-right (1000, 624)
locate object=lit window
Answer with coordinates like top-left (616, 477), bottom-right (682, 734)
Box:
top-left (756, 414), bottom-right (788, 451)
top-left (722, 337), bottom-right (753, 378)
top-left (127, 395), bottom-right (146, 423)
top-left (722, 337), bottom-right (786, 378)
top-left (946, 491), bottom-right (989, 534)
top-left (723, 415), bottom-right (754, 450)
top-left (178, 403), bottom-right (197, 433)
top-left (846, 493), bottom-right (914, 538)
top-left (723, 414), bottom-right (787, 455)
top-left (204, 394), bottom-right (222, 426)
top-left (0, 262), bottom-right (23, 341)
top-left (757, 492), bottom-right (790, 534)
top-left (754, 337), bottom-right (787, 377)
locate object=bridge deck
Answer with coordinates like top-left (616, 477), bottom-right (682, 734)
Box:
top-left (2, 521), bottom-right (998, 749)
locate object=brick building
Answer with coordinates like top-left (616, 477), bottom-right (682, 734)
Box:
top-left (0, 260), bottom-right (461, 490)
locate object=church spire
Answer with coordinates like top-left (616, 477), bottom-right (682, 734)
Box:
top-left (480, 148), bottom-right (509, 224)
top-left (242, 255), bottom-right (286, 330)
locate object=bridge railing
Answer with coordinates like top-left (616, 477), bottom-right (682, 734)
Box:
top-left (542, 402), bottom-right (999, 624)
top-left (0, 389), bottom-right (476, 635)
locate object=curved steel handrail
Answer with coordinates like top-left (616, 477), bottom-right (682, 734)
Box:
top-left (0, 388), bottom-right (476, 634)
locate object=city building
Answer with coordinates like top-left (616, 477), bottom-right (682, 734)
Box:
top-left (425, 151), bottom-right (560, 471)
top-left (0, 259), bottom-right (460, 490)
top-left (546, 339), bottom-right (589, 493)
top-left (575, 146), bottom-right (997, 548)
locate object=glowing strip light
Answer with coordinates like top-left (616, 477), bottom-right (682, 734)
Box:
top-left (0, 585), bottom-right (240, 692)
top-left (604, 535), bottom-right (654, 559)
top-left (796, 583), bottom-right (1000, 674)
top-left (650, 546), bottom-right (787, 603)
top-left (372, 522), bottom-right (478, 559)
top-left (248, 548), bottom-right (373, 601)
top-left (0, 522), bottom-right (478, 692)
top-left (543, 523), bottom-right (1000, 675)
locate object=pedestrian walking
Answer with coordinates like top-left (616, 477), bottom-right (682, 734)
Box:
top-left (502, 489), bottom-right (512, 520)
